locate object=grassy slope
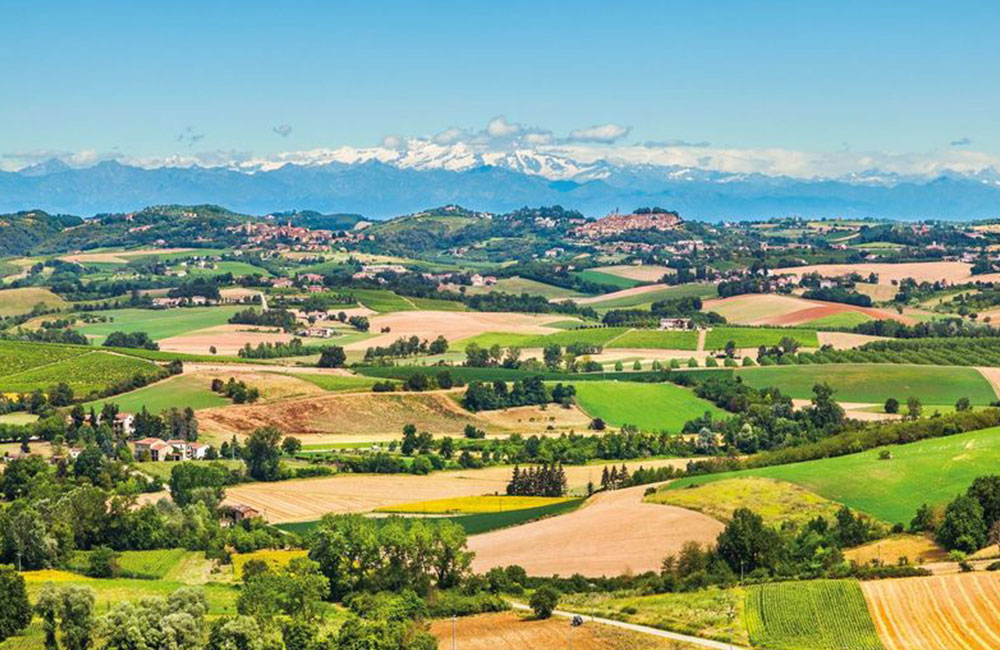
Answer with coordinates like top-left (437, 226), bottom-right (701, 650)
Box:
top-left (736, 363), bottom-right (997, 405)
top-left (606, 329), bottom-right (700, 350)
top-left (586, 282), bottom-right (718, 310)
top-left (82, 373), bottom-right (228, 414)
top-left (666, 425), bottom-right (1000, 524)
top-left (0, 287), bottom-right (68, 316)
top-left (647, 477), bottom-right (844, 527)
top-left (571, 380), bottom-right (725, 432)
top-left (704, 326), bottom-right (819, 349)
top-left (291, 373), bottom-right (378, 392)
top-left (0, 339), bottom-right (88, 377)
top-left (466, 276), bottom-right (583, 299)
top-left (76, 306), bottom-right (242, 342)
top-left (574, 269), bottom-right (643, 289)
top-left (801, 311), bottom-right (874, 328)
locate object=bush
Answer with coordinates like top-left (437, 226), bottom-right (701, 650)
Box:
top-left (86, 546), bottom-right (120, 578)
top-left (529, 584), bottom-right (560, 619)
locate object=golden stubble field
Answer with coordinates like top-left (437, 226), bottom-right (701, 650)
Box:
top-left (467, 481), bottom-right (723, 577)
top-left (345, 310), bottom-right (567, 351)
top-left (862, 573), bottom-right (1000, 650)
top-left (221, 459), bottom-right (692, 523)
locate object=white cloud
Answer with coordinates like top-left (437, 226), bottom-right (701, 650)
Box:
top-left (567, 123), bottom-right (630, 143)
top-left (486, 116), bottom-right (522, 138)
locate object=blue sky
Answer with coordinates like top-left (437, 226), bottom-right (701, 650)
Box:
top-left (2, 1), bottom-right (999, 174)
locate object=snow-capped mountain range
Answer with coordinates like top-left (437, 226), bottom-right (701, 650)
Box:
top-left (5, 141), bottom-right (1000, 220)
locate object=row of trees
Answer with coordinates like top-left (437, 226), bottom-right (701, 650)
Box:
top-left (462, 378), bottom-right (575, 412)
top-left (506, 464), bottom-right (567, 497)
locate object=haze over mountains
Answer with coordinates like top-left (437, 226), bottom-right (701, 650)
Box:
top-left (5, 145), bottom-right (1000, 220)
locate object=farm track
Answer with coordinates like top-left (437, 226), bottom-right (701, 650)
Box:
top-left (862, 573), bottom-right (1000, 650)
top-left (508, 603), bottom-right (749, 650)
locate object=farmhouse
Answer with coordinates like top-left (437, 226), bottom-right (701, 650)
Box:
top-left (133, 438), bottom-right (209, 461)
top-left (133, 437), bottom-right (173, 462)
top-left (659, 317), bottom-right (695, 330)
top-left (223, 504), bottom-right (261, 525)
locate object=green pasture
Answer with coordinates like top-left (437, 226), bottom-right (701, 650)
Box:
top-left (665, 424), bottom-right (1000, 524)
top-left (76, 306), bottom-right (242, 342)
top-left (571, 380), bottom-right (725, 432)
top-left (736, 363), bottom-right (997, 405)
top-left (83, 373), bottom-right (228, 414)
top-left (705, 327), bottom-right (819, 350)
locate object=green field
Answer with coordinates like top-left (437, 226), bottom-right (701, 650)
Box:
top-left (745, 580), bottom-right (883, 650)
top-left (67, 548), bottom-right (197, 580)
top-left (606, 329), bottom-right (699, 350)
top-left (0, 350), bottom-right (163, 397)
top-left (801, 311), bottom-right (874, 328)
top-left (173, 260), bottom-right (273, 278)
top-left (586, 282), bottom-right (718, 310)
top-left (291, 373), bottom-right (378, 392)
top-left (466, 276), bottom-right (583, 299)
top-left (736, 363), bottom-right (997, 405)
top-left (347, 288), bottom-right (415, 312)
top-left (574, 269), bottom-right (642, 289)
top-left (376, 495), bottom-right (574, 514)
top-left (704, 326), bottom-right (819, 349)
top-left (83, 373), bottom-right (228, 414)
top-left (407, 296), bottom-right (468, 311)
top-left (278, 498), bottom-right (584, 537)
top-left (455, 327), bottom-right (628, 350)
top-left (571, 380), bottom-right (725, 432)
top-left (0, 287), bottom-right (69, 316)
top-left (666, 425), bottom-right (1000, 524)
top-left (76, 305), bottom-right (242, 342)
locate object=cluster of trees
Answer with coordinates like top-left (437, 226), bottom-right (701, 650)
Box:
top-left (912, 475), bottom-right (1000, 554)
top-left (599, 464), bottom-right (634, 490)
top-left (853, 317), bottom-right (1000, 339)
top-left (238, 339), bottom-right (325, 359)
top-left (718, 276), bottom-right (790, 298)
top-left (602, 296), bottom-right (723, 328)
top-left (133, 405), bottom-right (200, 443)
top-left (347, 315), bottom-right (370, 332)
top-left (166, 277), bottom-right (222, 300)
top-left (462, 378), bottom-right (575, 412)
top-left (102, 330), bottom-right (159, 350)
top-left (211, 377), bottom-right (261, 404)
top-left (229, 308), bottom-right (297, 331)
top-left (463, 291), bottom-right (596, 318)
top-left (801, 286), bottom-right (872, 307)
top-left (506, 464), bottom-right (567, 496)
top-left (363, 335), bottom-right (447, 362)
top-left (317, 346), bottom-right (347, 368)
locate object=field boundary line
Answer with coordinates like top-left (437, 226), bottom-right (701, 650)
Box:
top-left (696, 329), bottom-right (706, 352)
top-left (603, 329), bottom-right (632, 347)
top-left (508, 602), bottom-right (749, 650)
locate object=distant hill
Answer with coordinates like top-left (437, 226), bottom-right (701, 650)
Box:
top-left (0, 210), bottom-right (83, 256)
top-left (269, 210), bottom-right (367, 231)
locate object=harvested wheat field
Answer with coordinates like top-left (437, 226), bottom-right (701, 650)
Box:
top-left (779, 261), bottom-right (975, 285)
top-left (590, 264), bottom-right (674, 282)
top-left (346, 310), bottom-right (565, 350)
top-left (223, 459), bottom-right (690, 523)
top-left (468, 482), bottom-right (724, 577)
top-left (160, 324), bottom-right (298, 355)
top-left (844, 534), bottom-right (947, 566)
top-left (429, 612), bottom-right (693, 650)
top-left (188, 370), bottom-right (328, 403)
top-left (197, 390), bottom-right (485, 441)
top-left (816, 331), bottom-right (887, 348)
top-left (862, 573), bottom-right (1000, 650)
top-left (58, 247), bottom-right (194, 264)
top-left (223, 472), bottom-right (509, 522)
top-left (976, 366), bottom-right (1000, 397)
top-left (573, 283), bottom-right (671, 305)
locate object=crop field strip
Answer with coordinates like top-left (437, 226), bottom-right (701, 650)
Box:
top-left (0, 339), bottom-right (89, 376)
top-left (570, 380), bottom-right (726, 432)
top-left (861, 574), bottom-right (1000, 650)
top-left (745, 580), bottom-right (884, 650)
top-left (0, 349), bottom-right (163, 395)
top-left (704, 326), bottom-right (820, 349)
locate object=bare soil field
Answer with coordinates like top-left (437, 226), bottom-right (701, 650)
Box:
top-left (473, 403), bottom-right (593, 432)
top-left (159, 324), bottom-right (298, 355)
top-left (791, 398), bottom-right (899, 422)
top-left (816, 331), bottom-right (887, 348)
top-left (779, 261), bottom-right (975, 285)
top-left (223, 459), bottom-right (692, 523)
top-left (218, 287), bottom-right (260, 301)
top-left (347, 310), bottom-right (565, 350)
top-left (573, 283), bottom-right (670, 305)
top-left (590, 264), bottom-right (674, 282)
top-left (429, 612), bottom-right (690, 650)
top-left (704, 293), bottom-right (911, 326)
top-left (197, 390), bottom-right (484, 441)
top-left (862, 573), bottom-right (1000, 650)
top-left (977, 366), bottom-right (1000, 396)
top-left (468, 482), bottom-right (724, 577)
top-left (854, 282), bottom-right (900, 302)
top-left (58, 248), bottom-right (194, 264)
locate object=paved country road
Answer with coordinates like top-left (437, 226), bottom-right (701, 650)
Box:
top-left (509, 602), bottom-right (751, 650)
